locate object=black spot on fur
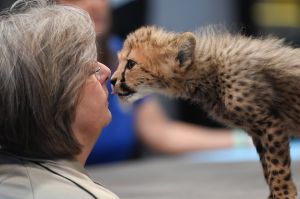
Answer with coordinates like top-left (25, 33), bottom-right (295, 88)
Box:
top-left (269, 147), bottom-right (276, 154)
top-left (271, 159), bottom-right (279, 165)
top-left (237, 81), bottom-right (247, 86)
top-left (237, 97), bottom-right (243, 102)
top-left (268, 134), bottom-right (273, 141)
top-left (282, 184), bottom-right (288, 189)
top-left (272, 170), bottom-right (279, 176)
top-left (242, 92), bottom-right (249, 98)
top-left (234, 106), bottom-right (241, 112)
top-left (277, 150), bottom-right (285, 156)
top-left (284, 190), bottom-right (289, 195)
top-left (274, 141), bottom-right (281, 148)
top-left (279, 170), bottom-right (285, 175)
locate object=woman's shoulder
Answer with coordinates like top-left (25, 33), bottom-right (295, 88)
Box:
top-left (0, 154), bottom-right (119, 199)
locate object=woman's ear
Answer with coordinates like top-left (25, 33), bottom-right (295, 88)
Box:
top-left (175, 32), bottom-right (196, 69)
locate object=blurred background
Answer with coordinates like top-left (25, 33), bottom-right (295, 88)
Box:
top-left (1, 0), bottom-right (300, 166)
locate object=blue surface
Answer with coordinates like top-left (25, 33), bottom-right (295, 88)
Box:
top-left (184, 141), bottom-right (300, 163)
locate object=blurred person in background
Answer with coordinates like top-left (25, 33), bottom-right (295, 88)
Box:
top-left (0, 0), bottom-right (118, 198)
top-left (57, 0), bottom-right (252, 164)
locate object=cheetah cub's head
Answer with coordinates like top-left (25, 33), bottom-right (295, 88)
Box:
top-left (111, 26), bottom-right (196, 103)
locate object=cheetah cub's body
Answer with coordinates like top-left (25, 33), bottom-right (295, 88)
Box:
top-left (111, 26), bottom-right (300, 199)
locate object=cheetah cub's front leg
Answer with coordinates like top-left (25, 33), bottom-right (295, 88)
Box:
top-left (250, 121), bottom-right (296, 199)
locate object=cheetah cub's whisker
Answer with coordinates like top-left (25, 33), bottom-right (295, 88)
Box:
top-left (111, 26), bottom-right (300, 199)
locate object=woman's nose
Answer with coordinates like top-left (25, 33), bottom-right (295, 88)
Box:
top-left (98, 62), bottom-right (111, 83)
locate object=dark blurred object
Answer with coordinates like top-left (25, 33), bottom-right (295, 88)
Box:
top-left (238, 0), bottom-right (300, 45)
top-left (111, 0), bottom-right (146, 40)
top-left (176, 99), bottom-right (225, 128)
top-left (0, 0), bottom-right (15, 9)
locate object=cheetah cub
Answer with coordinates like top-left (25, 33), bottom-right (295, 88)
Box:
top-left (111, 26), bottom-right (300, 199)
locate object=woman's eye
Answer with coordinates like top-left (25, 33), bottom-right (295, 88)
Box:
top-left (126, 59), bottom-right (136, 69)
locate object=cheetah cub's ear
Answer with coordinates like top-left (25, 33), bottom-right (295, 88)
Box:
top-left (174, 32), bottom-right (196, 70)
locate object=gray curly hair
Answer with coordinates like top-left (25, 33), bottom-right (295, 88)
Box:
top-left (0, 0), bottom-right (97, 158)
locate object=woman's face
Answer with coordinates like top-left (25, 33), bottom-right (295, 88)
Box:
top-left (58, 0), bottom-right (109, 34)
top-left (72, 62), bottom-right (111, 142)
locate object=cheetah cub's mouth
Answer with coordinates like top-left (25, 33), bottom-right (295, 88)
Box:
top-left (116, 82), bottom-right (136, 97)
top-left (112, 82), bottom-right (146, 103)
top-left (117, 91), bottom-right (135, 97)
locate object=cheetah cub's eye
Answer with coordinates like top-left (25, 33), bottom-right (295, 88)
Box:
top-left (126, 59), bottom-right (137, 70)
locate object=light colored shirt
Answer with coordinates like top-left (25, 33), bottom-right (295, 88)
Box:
top-left (0, 153), bottom-right (119, 199)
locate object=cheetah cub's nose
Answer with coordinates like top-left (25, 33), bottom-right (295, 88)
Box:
top-left (110, 78), bottom-right (117, 94)
top-left (110, 78), bottom-right (117, 86)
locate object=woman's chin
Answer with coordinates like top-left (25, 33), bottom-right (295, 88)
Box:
top-left (103, 109), bottom-right (112, 127)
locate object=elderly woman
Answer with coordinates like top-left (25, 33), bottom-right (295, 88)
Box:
top-left (0, 0), bottom-right (118, 198)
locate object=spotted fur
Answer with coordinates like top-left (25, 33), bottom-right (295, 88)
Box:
top-left (111, 26), bottom-right (300, 199)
